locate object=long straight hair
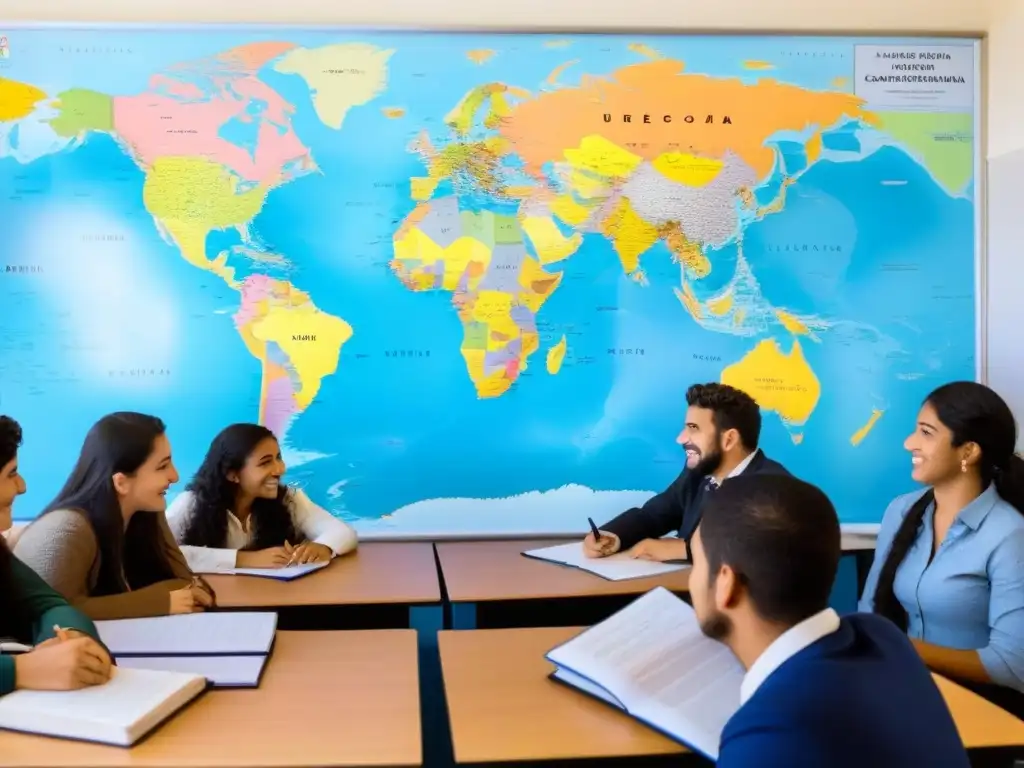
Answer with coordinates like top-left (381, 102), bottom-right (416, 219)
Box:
top-left (872, 382), bottom-right (1024, 631)
top-left (38, 412), bottom-right (177, 595)
top-left (178, 423), bottom-right (297, 551)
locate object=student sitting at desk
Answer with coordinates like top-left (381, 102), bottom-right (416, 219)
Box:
top-left (0, 415), bottom-right (112, 695)
top-left (691, 474), bottom-right (969, 768)
top-left (583, 383), bottom-right (788, 562)
top-left (859, 381), bottom-right (1024, 712)
top-left (167, 423), bottom-right (357, 573)
top-left (14, 412), bottom-right (213, 620)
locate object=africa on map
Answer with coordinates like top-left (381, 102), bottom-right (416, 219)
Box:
top-left (0, 30), bottom-right (979, 535)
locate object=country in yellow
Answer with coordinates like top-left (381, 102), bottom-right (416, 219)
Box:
top-left (804, 131), bottom-right (823, 165)
top-left (661, 222), bottom-right (711, 278)
top-left (546, 335), bottom-right (567, 375)
top-left (851, 409), bottom-right (885, 447)
top-left (743, 60), bottom-right (776, 70)
top-left (520, 215), bottom-right (583, 265)
top-left (600, 197), bottom-right (659, 274)
top-left (673, 282), bottom-right (703, 321)
top-left (445, 83), bottom-right (530, 136)
top-left (241, 280), bottom-right (352, 409)
top-left (0, 77), bottom-right (46, 122)
top-left (274, 43), bottom-right (393, 130)
top-left (381, 107), bottom-right (406, 119)
top-left (467, 49), bottom-right (496, 65)
top-left (143, 156), bottom-right (268, 283)
top-left (549, 193), bottom-right (593, 227)
top-left (546, 60), bottom-right (578, 86)
top-left (652, 152), bottom-right (724, 186)
top-left (564, 135), bottom-right (642, 181)
top-left (409, 133), bottom-right (510, 201)
top-left (721, 339), bottom-right (821, 437)
top-left (775, 309), bottom-right (811, 336)
top-left (392, 228), bottom-right (492, 292)
top-left (707, 291), bottom-right (734, 317)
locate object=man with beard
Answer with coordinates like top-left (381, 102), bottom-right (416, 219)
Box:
top-left (583, 382), bottom-right (788, 562)
top-left (692, 474), bottom-right (969, 767)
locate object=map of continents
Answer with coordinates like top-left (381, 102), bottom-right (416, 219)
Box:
top-left (0, 31), bottom-right (977, 535)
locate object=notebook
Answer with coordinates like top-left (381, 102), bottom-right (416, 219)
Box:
top-left (196, 561), bottom-right (329, 581)
top-left (96, 612), bottom-right (277, 657)
top-left (95, 612), bottom-right (277, 688)
top-left (0, 666), bottom-right (208, 747)
top-left (116, 654), bottom-right (268, 688)
top-left (546, 586), bottom-right (745, 760)
top-left (522, 541), bottom-right (689, 581)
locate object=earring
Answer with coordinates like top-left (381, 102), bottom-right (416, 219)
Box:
top-left (961, 458), bottom-right (968, 473)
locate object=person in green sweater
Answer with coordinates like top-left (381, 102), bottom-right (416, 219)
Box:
top-left (0, 415), bottom-right (111, 696)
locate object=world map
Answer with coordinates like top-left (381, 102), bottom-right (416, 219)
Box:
top-left (0, 30), bottom-right (979, 536)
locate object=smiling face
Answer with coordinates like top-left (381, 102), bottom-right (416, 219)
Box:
top-left (676, 405), bottom-right (724, 475)
top-left (229, 436), bottom-right (285, 501)
top-left (904, 401), bottom-right (977, 486)
top-left (0, 455), bottom-right (26, 532)
top-left (112, 433), bottom-right (179, 514)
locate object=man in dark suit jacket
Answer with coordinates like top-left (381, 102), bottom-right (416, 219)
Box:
top-left (584, 382), bottom-right (788, 562)
top-left (691, 474), bottom-right (969, 768)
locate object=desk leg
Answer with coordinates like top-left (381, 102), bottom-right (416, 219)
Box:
top-left (451, 602), bottom-right (477, 630)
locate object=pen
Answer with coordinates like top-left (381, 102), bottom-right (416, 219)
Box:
top-left (52, 624), bottom-right (70, 642)
top-left (588, 517), bottom-right (603, 541)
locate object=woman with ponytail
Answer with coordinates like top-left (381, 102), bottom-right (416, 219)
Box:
top-left (859, 381), bottom-right (1024, 704)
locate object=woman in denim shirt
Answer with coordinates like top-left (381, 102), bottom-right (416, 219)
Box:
top-left (859, 381), bottom-right (1024, 712)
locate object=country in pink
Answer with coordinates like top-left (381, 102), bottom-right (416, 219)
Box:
top-left (262, 365), bottom-right (299, 437)
top-left (113, 45), bottom-right (311, 184)
top-left (233, 274), bottom-right (274, 327)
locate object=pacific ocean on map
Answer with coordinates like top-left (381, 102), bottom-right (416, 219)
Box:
top-left (0, 30), bottom-right (978, 535)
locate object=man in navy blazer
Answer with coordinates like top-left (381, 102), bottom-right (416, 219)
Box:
top-left (689, 474), bottom-right (969, 768)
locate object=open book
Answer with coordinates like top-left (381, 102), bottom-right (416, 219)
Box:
top-left (546, 587), bottom-right (745, 760)
top-left (0, 666), bottom-right (207, 746)
top-left (196, 561), bottom-right (329, 581)
top-left (95, 612), bottom-right (277, 688)
top-left (522, 542), bottom-right (688, 581)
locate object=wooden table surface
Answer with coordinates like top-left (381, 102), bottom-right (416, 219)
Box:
top-left (204, 541), bottom-right (440, 608)
top-left (0, 630), bottom-right (423, 767)
top-left (439, 625), bottom-right (1024, 764)
top-left (435, 539), bottom-right (691, 603)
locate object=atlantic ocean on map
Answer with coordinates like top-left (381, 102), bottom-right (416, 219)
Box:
top-left (0, 31), bottom-right (979, 535)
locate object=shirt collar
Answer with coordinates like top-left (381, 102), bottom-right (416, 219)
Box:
top-left (957, 483), bottom-right (1000, 530)
top-left (740, 607), bottom-right (840, 704)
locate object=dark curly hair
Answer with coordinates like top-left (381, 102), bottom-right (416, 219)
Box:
top-left (178, 423), bottom-right (297, 551)
top-left (686, 383), bottom-right (762, 451)
top-left (1, 415), bottom-right (25, 635)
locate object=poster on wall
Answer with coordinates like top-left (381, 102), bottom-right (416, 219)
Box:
top-left (0, 28), bottom-right (980, 537)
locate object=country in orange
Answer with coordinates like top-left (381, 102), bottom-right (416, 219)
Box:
top-left (499, 59), bottom-right (878, 179)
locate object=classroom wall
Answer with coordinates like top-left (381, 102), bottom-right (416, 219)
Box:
top-left (3, 0), bottom-right (1020, 438)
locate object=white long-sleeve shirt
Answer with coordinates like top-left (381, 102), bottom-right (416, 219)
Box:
top-left (166, 488), bottom-right (358, 573)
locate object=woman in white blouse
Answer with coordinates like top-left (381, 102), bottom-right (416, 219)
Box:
top-left (166, 424), bottom-right (357, 572)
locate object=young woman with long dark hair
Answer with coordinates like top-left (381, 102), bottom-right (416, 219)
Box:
top-left (167, 423), bottom-right (356, 572)
top-left (13, 412), bottom-right (213, 619)
top-left (0, 415), bottom-right (111, 695)
top-left (859, 382), bottom-right (1024, 708)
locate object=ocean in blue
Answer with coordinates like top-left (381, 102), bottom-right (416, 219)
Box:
top-left (0, 28), bottom-right (977, 534)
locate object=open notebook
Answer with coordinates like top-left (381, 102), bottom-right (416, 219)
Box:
top-left (194, 561), bottom-right (329, 581)
top-left (95, 612), bottom-right (277, 688)
top-left (522, 542), bottom-right (688, 581)
top-left (0, 666), bottom-right (207, 747)
top-left (546, 587), bottom-right (745, 760)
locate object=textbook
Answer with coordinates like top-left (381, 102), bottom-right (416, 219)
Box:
top-left (197, 561), bottom-right (329, 581)
top-left (0, 666), bottom-right (207, 746)
top-left (116, 654), bottom-right (268, 688)
top-left (522, 542), bottom-right (688, 581)
top-left (95, 612), bottom-right (277, 688)
top-left (545, 587), bottom-right (745, 760)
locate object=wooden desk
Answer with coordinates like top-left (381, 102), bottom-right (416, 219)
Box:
top-left (204, 541), bottom-right (440, 608)
top-left (436, 539), bottom-right (690, 603)
top-left (0, 630), bottom-right (422, 767)
top-left (439, 626), bottom-right (1024, 764)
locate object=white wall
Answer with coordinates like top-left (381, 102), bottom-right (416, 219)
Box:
top-left (3, 0), bottom-right (1020, 434)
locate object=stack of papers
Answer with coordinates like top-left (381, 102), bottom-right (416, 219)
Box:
top-left (522, 542), bottom-right (689, 581)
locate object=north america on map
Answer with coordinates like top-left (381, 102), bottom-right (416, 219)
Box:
top-left (0, 31), bottom-right (977, 535)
